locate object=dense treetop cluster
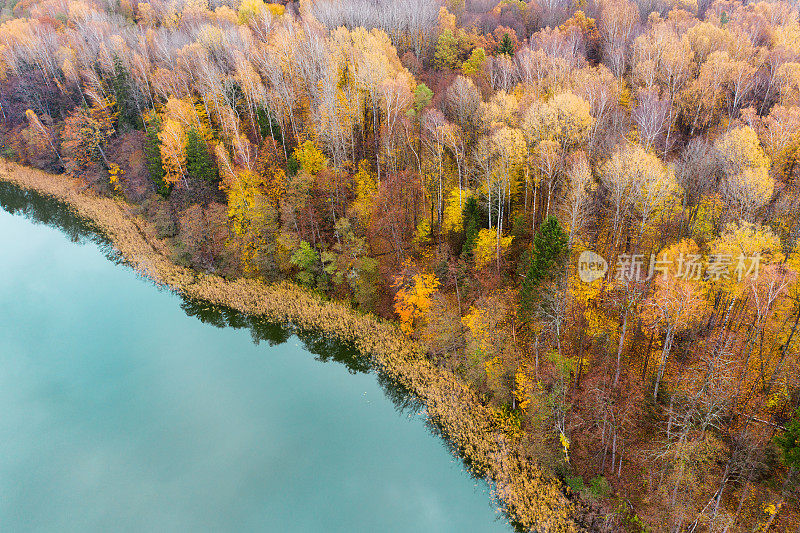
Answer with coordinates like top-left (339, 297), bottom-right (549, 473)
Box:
top-left (2, 0), bottom-right (800, 529)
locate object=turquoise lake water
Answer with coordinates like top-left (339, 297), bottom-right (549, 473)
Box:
top-left (0, 183), bottom-right (510, 532)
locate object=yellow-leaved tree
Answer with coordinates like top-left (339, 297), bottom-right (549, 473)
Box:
top-left (643, 239), bottom-right (710, 399)
top-left (238, 0), bottom-right (283, 23)
top-left (601, 143), bottom-right (682, 249)
top-left (714, 126), bottom-right (774, 219)
top-left (473, 227), bottom-right (513, 269)
top-left (514, 368), bottom-right (534, 411)
top-left (157, 97), bottom-right (208, 187)
top-left (350, 160), bottom-right (376, 226)
top-left (480, 90), bottom-right (519, 129)
top-left (158, 119), bottom-right (187, 186)
top-left (521, 92), bottom-right (594, 151)
top-left (707, 220), bottom-right (784, 298)
top-left (294, 140), bottom-right (328, 176)
top-left (226, 169), bottom-right (280, 275)
top-left (442, 187), bottom-right (474, 233)
top-left (392, 268), bottom-right (440, 334)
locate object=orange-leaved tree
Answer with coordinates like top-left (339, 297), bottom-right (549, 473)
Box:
top-left (642, 239), bottom-right (710, 400)
top-left (392, 265), bottom-right (440, 334)
top-left (60, 96), bottom-right (117, 177)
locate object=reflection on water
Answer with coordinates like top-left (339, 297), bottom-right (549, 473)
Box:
top-left (0, 180), bottom-right (108, 248)
top-left (0, 179), bottom-right (426, 424)
top-left (0, 179), bottom-right (507, 532)
top-left (179, 297), bottom-right (419, 411)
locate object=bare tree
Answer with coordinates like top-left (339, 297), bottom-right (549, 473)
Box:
top-left (598, 0), bottom-right (639, 77)
top-left (632, 88), bottom-right (669, 151)
top-left (488, 54), bottom-right (519, 92)
top-left (310, 0), bottom-right (437, 57)
top-left (562, 151), bottom-right (593, 248)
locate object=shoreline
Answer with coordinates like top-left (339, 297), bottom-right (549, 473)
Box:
top-left (0, 160), bottom-right (578, 532)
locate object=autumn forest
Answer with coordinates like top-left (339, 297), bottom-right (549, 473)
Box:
top-left (2, 0), bottom-right (800, 529)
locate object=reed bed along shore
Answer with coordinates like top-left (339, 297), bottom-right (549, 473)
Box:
top-left (0, 160), bottom-right (578, 532)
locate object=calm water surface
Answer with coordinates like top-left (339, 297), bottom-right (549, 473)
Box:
top-left (0, 184), bottom-right (509, 532)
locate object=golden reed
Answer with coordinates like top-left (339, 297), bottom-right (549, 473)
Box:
top-left (0, 159), bottom-right (578, 532)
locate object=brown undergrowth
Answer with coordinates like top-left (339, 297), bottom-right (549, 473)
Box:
top-left (0, 159), bottom-right (578, 533)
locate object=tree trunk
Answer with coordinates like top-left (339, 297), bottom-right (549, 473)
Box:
top-left (766, 306), bottom-right (800, 395)
top-left (654, 326), bottom-right (674, 400)
top-left (614, 306), bottom-right (629, 388)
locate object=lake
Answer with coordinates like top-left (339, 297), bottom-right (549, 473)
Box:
top-left (0, 183), bottom-right (510, 532)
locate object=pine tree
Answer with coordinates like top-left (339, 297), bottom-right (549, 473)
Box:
top-left (461, 196), bottom-right (482, 256)
top-left (145, 123), bottom-right (169, 196)
top-left (776, 406), bottom-right (800, 470)
top-left (518, 216), bottom-right (568, 324)
top-left (185, 127), bottom-right (218, 183)
top-left (498, 33), bottom-right (515, 56)
top-left (256, 107), bottom-right (282, 144)
top-left (142, 113), bottom-right (169, 195)
top-left (110, 56), bottom-right (142, 131)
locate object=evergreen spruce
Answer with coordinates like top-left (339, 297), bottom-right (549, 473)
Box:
top-left (286, 153), bottom-right (300, 176)
top-left (498, 33), bottom-right (515, 56)
top-left (110, 56), bottom-right (141, 131)
top-left (144, 118), bottom-right (169, 196)
top-left (518, 216), bottom-right (568, 324)
top-left (776, 406), bottom-right (800, 470)
top-left (185, 127), bottom-right (218, 183)
top-left (461, 196), bottom-right (482, 257)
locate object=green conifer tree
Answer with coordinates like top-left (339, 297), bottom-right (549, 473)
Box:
top-left (144, 117), bottom-right (169, 196)
top-left (461, 196), bottom-right (482, 256)
top-left (110, 56), bottom-right (141, 131)
top-left (498, 33), bottom-right (515, 56)
top-left (518, 216), bottom-right (568, 324)
top-left (776, 406), bottom-right (800, 470)
top-left (185, 127), bottom-right (218, 183)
